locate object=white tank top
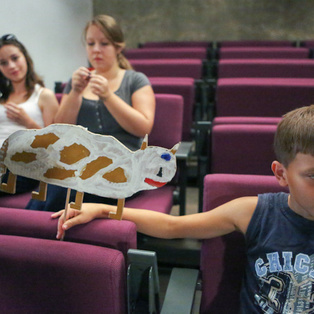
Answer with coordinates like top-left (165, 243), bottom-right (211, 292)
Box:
top-left (0, 84), bottom-right (44, 146)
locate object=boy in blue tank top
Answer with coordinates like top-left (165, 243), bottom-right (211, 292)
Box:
top-left (53, 105), bottom-right (314, 313)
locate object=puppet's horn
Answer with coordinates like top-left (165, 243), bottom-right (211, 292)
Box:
top-left (141, 134), bottom-right (148, 150)
top-left (170, 142), bottom-right (180, 155)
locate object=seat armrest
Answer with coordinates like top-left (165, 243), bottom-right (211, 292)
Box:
top-left (161, 267), bottom-right (200, 314)
top-left (194, 121), bottom-right (212, 212)
top-left (175, 141), bottom-right (193, 215)
top-left (127, 249), bottom-right (160, 314)
top-left (176, 141), bottom-right (193, 160)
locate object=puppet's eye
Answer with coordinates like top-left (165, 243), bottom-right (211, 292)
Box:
top-left (161, 153), bottom-right (171, 161)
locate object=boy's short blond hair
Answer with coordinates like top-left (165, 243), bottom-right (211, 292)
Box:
top-left (274, 105), bottom-right (314, 167)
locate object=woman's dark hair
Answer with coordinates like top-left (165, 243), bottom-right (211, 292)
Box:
top-left (0, 34), bottom-right (44, 102)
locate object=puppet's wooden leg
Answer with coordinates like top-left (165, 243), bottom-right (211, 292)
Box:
top-left (60, 188), bottom-right (71, 241)
top-left (70, 191), bottom-right (84, 210)
top-left (0, 172), bottom-right (16, 194)
top-left (109, 199), bottom-right (125, 220)
top-left (31, 181), bottom-right (47, 201)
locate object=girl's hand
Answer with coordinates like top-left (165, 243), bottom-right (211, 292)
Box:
top-left (5, 102), bottom-right (33, 127)
top-left (89, 74), bottom-right (112, 101)
top-left (71, 67), bottom-right (91, 93)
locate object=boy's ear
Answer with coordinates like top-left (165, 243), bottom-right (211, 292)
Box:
top-left (271, 161), bottom-right (288, 187)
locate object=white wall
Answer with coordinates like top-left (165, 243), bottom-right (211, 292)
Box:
top-left (0, 0), bottom-right (93, 90)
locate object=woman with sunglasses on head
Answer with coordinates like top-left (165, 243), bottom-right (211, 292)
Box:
top-left (0, 34), bottom-right (59, 196)
top-left (26, 15), bottom-right (155, 212)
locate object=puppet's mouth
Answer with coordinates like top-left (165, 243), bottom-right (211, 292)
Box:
top-left (144, 178), bottom-right (167, 187)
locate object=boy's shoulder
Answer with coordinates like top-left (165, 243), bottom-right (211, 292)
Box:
top-left (222, 196), bottom-right (258, 234)
top-left (228, 193), bottom-right (288, 234)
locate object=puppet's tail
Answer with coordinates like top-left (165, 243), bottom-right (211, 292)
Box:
top-left (0, 139), bottom-right (8, 179)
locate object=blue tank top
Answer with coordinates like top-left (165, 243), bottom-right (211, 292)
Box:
top-left (241, 192), bottom-right (314, 313)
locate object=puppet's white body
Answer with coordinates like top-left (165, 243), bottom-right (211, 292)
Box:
top-left (0, 124), bottom-right (178, 199)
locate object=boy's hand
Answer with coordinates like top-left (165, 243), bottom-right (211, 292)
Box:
top-left (51, 203), bottom-right (107, 239)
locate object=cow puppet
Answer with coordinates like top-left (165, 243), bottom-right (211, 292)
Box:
top-left (0, 124), bottom-right (179, 220)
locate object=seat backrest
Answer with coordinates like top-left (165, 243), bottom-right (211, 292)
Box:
top-left (129, 59), bottom-right (204, 79)
top-left (218, 47), bottom-right (309, 59)
top-left (125, 94), bottom-right (184, 215)
top-left (0, 207), bottom-right (137, 258)
top-left (0, 191), bottom-right (32, 208)
top-left (149, 94), bottom-right (183, 148)
top-left (200, 173), bottom-right (288, 313)
top-left (55, 92), bottom-right (62, 103)
top-left (216, 78), bottom-right (314, 117)
top-left (211, 124), bottom-right (277, 175)
top-left (150, 78), bottom-right (195, 141)
top-left (125, 47), bottom-right (208, 59)
top-left (218, 59), bottom-right (314, 78)
top-left (0, 234), bottom-right (126, 314)
top-left (300, 40), bottom-right (314, 48)
top-left (140, 41), bottom-right (211, 48)
top-left (213, 116), bottom-right (281, 125)
top-left (218, 40), bottom-right (294, 47)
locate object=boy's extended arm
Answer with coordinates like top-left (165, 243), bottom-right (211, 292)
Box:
top-left (52, 197), bottom-right (258, 240)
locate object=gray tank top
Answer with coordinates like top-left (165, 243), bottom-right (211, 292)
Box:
top-left (64, 70), bottom-right (151, 151)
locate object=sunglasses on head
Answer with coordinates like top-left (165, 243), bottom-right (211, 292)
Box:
top-left (0, 34), bottom-right (17, 43)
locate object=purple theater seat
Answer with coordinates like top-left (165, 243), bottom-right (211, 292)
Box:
top-left (218, 59), bottom-right (314, 78)
top-left (213, 116), bottom-right (281, 126)
top-left (0, 192), bottom-right (32, 209)
top-left (149, 77), bottom-right (195, 140)
top-left (125, 94), bottom-right (184, 215)
top-left (300, 40), bottom-right (314, 48)
top-left (219, 47), bottom-right (309, 59)
top-left (0, 234), bottom-right (126, 314)
top-left (218, 40), bottom-right (294, 47)
top-left (129, 59), bottom-right (204, 79)
top-left (55, 92), bottom-right (62, 103)
top-left (125, 186), bottom-right (174, 213)
top-left (140, 41), bottom-right (211, 48)
top-left (216, 78), bottom-right (314, 117)
top-left (211, 124), bottom-right (277, 175)
top-left (148, 94), bottom-right (183, 147)
top-left (0, 207), bottom-right (136, 257)
top-left (200, 173), bottom-right (288, 313)
top-left (124, 47), bottom-right (208, 59)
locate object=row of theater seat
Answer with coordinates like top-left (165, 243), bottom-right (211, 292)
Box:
top-left (124, 39), bottom-right (314, 118)
top-left (204, 39), bottom-right (314, 175)
top-left (0, 93), bottom-right (189, 312)
top-left (190, 40), bottom-right (307, 312)
top-left (136, 39), bottom-right (314, 66)
top-left (34, 40), bottom-right (314, 215)
top-left (130, 45), bottom-right (314, 61)
top-left (140, 39), bottom-right (314, 48)
top-left (181, 40), bottom-right (300, 312)
top-left (127, 40), bottom-right (299, 312)
top-left (0, 40), bottom-right (311, 312)
top-left (0, 173), bottom-right (289, 313)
